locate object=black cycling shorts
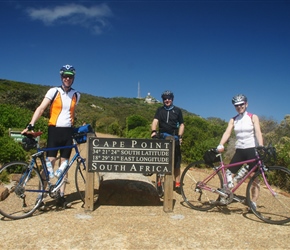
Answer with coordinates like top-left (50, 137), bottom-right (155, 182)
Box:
top-left (46, 126), bottom-right (74, 158)
top-left (230, 147), bottom-right (256, 173)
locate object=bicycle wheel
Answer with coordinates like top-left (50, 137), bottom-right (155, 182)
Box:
top-left (75, 161), bottom-right (100, 204)
top-left (181, 161), bottom-right (223, 211)
top-left (246, 166), bottom-right (290, 225)
top-left (156, 173), bottom-right (164, 198)
top-left (0, 161), bottom-right (43, 220)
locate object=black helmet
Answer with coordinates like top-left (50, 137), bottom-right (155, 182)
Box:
top-left (232, 94), bottom-right (247, 105)
top-left (161, 90), bottom-right (174, 100)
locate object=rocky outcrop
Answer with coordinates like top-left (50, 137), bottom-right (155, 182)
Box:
top-left (98, 173), bottom-right (161, 206)
top-left (0, 185), bottom-right (9, 201)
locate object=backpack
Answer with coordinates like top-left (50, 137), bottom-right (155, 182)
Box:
top-left (73, 124), bottom-right (95, 144)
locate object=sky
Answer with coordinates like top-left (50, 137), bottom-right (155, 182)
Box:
top-left (1, 0), bottom-right (289, 123)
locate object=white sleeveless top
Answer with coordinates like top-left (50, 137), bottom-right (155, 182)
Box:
top-left (234, 111), bottom-right (257, 149)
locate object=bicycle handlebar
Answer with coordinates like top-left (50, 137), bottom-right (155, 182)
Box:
top-left (256, 145), bottom-right (277, 163)
top-left (204, 145), bottom-right (276, 165)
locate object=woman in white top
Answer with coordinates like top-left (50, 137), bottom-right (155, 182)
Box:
top-left (217, 94), bottom-right (263, 209)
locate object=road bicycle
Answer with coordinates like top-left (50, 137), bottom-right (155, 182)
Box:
top-left (0, 131), bottom-right (100, 220)
top-left (180, 146), bottom-right (290, 225)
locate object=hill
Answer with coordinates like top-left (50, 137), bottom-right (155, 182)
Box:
top-left (0, 78), bottom-right (199, 135)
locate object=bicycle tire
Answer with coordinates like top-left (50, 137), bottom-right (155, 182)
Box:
top-left (75, 161), bottom-right (100, 204)
top-left (246, 166), bottom-right (290, 225)
top-left (156, 173), bottom-right (164, 198)
top-left (0, 161), bottom-right (44, 220)
top-left (180, 161), bottom-right (223, 211)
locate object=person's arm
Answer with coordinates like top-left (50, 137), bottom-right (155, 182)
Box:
top-left (21, 97), bottom-right (51, 133)
top-left (217, 118), bottom-right (234, 152)
top-left (252, 114), bottom-right (263, 146)
top-left (151, 118), bottom-right (159, 138)
top-left (178, 123), bottom-right (185, 144)
top-left (178, 123), bottom-right (184, 137)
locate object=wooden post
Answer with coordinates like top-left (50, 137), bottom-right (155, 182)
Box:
top-left (163, 137), bottom-right (175, 212)
top-left (84, 134), bottom-right (95, 212)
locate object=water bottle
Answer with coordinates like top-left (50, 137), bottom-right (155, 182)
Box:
top-left (234, 164), bottom-right (249, 183)
top-left (46, 158), bottom-right (54, 179)
top-left (55, 160), bottom-right (68, 179)
top-left (226, 169), bottom-right (234, 188)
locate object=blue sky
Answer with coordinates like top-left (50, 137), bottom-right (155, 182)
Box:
top-left (1, 0), bottom-right (289, 122)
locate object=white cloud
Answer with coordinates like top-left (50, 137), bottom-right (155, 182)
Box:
top-left (26, 3), bottom-right (113, 34)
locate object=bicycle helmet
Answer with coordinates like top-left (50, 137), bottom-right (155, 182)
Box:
top-left (161, 90), bottom-right (174, 100)
top-left (232, 94), bottom-right (247, 105)
top-left (59, 64), bottom-right (76, 76)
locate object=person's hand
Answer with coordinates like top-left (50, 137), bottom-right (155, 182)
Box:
top-left (21, 128), bottom-right (29, 134)
top-left (151, 130), bottom-right (157, 138)
top-left (21, 124), bottom-right (34, 135)
top-left (217, 144), bottom-right (224, 153)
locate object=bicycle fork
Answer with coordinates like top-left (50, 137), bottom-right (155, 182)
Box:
top-left (15, 162), bottom-right (35, 208)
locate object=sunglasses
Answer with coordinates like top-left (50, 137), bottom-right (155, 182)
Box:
top-left (62, 74), bottom-right (74, 79)
top-left (163, 97), bottom-right (172, 101)
top-left (234, 103), bottom-right (245, 107)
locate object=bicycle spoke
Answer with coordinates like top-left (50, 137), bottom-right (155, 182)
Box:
top-left (247, 166), bottom-right (290, 225)
top-left (0, 162), bottom-right (43, 220)
top-left (181, 161), bottom-right (223, 211)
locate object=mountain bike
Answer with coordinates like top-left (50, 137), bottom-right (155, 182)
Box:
top-left (0, 131), bottom-right (100, 220)
top-left (180, 146), bottom-right (290, 225)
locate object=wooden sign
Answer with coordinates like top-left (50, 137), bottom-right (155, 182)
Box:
top-left (88, 137), bottom-right (173, 174)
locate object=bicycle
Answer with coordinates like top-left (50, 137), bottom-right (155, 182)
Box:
top-left (180, 146), bottom-right (290, 225)
top-left (0, 131), bottom-right (100, 220)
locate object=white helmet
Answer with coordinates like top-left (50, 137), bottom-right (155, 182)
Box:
top-left (232, 94), bottom-right (247, 105)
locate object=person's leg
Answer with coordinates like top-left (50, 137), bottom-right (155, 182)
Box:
top-left (174, 144), bottom-right (181, 193)
top-left (251, 177), bottom-right (260, 206)
top-left (55, 127), bottom-right (73, 208)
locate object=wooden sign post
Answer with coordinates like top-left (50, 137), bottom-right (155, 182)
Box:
top-left (85, 136), bottom-right (175, 212)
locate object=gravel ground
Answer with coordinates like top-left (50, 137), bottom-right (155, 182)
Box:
top-left (1, 134), bottom-right (289, 250)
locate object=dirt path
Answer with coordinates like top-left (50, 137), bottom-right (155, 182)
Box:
top-left (1, 134), bottom-right (289, 250)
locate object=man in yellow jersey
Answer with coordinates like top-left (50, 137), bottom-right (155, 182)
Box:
top-left (22, 64), bottom-right (80, 209)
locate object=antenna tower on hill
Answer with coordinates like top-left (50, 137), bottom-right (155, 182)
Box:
top-left (137, 81), bottom-right (141, 98)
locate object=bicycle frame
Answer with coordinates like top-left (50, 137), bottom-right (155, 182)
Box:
top-left (33, 143), bottom-right (86, 196)
top-left (198, 151), bottom-right (273, 198)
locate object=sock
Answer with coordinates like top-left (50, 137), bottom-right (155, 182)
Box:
top-left (175, 182), bottom-right (180, 188)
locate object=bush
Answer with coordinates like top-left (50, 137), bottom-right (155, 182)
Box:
top-left (0, 136), bottom-right (27, 165)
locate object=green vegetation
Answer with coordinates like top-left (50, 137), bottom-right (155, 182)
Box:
top-left (0, 79), bottom-right (290, 174)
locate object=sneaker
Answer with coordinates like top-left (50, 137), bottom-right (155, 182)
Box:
top-left (175, 186), bottom-right (181, 195)
top-left (56, 196), bottom-right (72, 209)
